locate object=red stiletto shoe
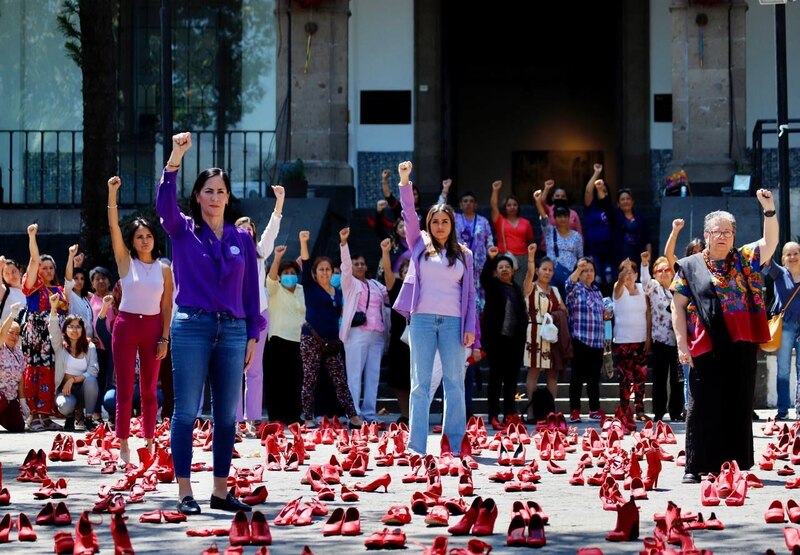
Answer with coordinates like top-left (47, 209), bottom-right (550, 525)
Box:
top-left (506, 514), bottom-right (527, 547)
top-left (60, 435), bottom-right (75, 462)
top-left (229, 510), bottom-right (251, 546)
top-left (510, 443), bottom-right (526, 466)
top-left (0, 487), bottom-right (9, 506)
top-left (458, 463), bottom-right (474, 496)
top-left (546, 460), bottom-right (566, 474)
top-left (273, 498), bottom-right (300, 526)
top-left (348, 453), bottom-right (368, 477)
top-left (422, 536), bottom-right (448, 555)
top-left (73, 512), bottom-right (99, 555)
top-left (110, 513), bottom-right (134, 555)
top-left (605, 497), bottom-right (639, 541)
top-left (17, 512), bottom-right (37, 542)
top-left (630, 477), bottom-right (648, 500)
top-left (700, 479), bottom-right (720, 506)
top-left (38, 502), bottom-right (56, 525)
top-left (526, 501), bottom-right (549, 525)
top-left (341, 507), bottom-right (361, 536)
top-left (0, 514), bottom-right (12, 543)
top-left (354, 473), bottom-right (391, 493)
top-left (497, 443), bottom-right (511, 466)
top-left (448, 496), bottom-right (482, 535)
top-left (424, 504), bottom-right (450, 527)
top-left (471, 498), bottom-right (497, 536)
top-left (242, 485), bottom-right (268, 505)
top-left (642, 448), bottom-right (661, 490)
top-left (788, 500), bottom-right (800, 524)
top-left (49, 434), bottom-right (65, 462)
top-left (526, 513), bottom-right (547, 548)
top-left (766, 500), bottom-right (787, 523)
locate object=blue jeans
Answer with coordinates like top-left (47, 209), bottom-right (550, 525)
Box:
top-left (408, 313), bottom-right (466, 455)
top-left (170, 308), bottom-right (247, 479)
top-left (103, 385), bottom-right (164, 418)
top-left (776, 319), bottom-right (800, 417)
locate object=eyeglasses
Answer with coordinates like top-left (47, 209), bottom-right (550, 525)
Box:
top-left (707, 230), bottom-right (733, 239)
top-left (66, 325), bottom-right (83, 331)
top-left (654, 268), bottom-right (673, 274)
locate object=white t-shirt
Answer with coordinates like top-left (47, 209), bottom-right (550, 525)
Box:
top-left (0, 287), bottom-right (26, 322)
top-left (612, 283), bottom-right (648, 344)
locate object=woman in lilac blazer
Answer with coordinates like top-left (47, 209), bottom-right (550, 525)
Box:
top-left (392, 161), bottom-right (476, 456)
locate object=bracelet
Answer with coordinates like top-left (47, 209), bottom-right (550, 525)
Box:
top-left (166, 162), bottom-right (180, 169)
top-left (157, 337), bottom-right (170, 344)
top-left (764, 209), bottom-right (777, 218)
top-left (107, 205), bottom-right (117, 209)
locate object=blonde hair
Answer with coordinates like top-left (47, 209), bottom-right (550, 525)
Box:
top-left (782, 241), bottom-right (800, 265)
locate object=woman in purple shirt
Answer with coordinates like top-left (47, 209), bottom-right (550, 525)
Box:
top-left (393, 161), bottom-right (476, 456)
top-left (156, 133), bottom-right (264, 516)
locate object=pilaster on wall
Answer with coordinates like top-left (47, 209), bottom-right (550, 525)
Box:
top-left (413, 0), bottom-right (443, 195)
top-left (668, 0), bottom-right (748, 184)
top-left (276, 0), bottom-right (353, 187)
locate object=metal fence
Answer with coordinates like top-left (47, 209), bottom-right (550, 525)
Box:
top-left (0, 129), bottom-right (278, 207)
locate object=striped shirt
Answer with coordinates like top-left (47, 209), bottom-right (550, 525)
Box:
top-left (566, 280), bottom-right (605, 349)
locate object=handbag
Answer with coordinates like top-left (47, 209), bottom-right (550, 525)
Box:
top-left (761, 284), bottom-right (800, 353)
top-left (351, 280), bottom-right (370, 327)
top-left (538, 313), bottom-right (559, 343)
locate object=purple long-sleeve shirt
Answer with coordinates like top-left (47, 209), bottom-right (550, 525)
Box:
top-left (156, 169), bottom-right (265, 340)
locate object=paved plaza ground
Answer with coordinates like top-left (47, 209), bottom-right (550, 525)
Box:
top-left (0, 410), bottom-right (794, 554)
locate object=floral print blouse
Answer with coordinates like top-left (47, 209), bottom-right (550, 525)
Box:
top-left (0, 344), bottom-right (23, 400)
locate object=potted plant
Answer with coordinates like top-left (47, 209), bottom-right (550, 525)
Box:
top-left (279, 158), bottom-right (308, 198)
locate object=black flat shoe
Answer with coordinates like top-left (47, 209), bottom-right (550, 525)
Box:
top-left (210, 492), bottom-right (251, 512)
top-left (681, 473), bottom-right (700, 484)
top-left (177, 495), bottom-right (202, 515)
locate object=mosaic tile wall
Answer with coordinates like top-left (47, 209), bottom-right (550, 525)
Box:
top-left (357, 151), bottom-right (414, 208)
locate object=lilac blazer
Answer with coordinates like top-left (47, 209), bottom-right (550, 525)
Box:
top-left (392, 183), bottom-right (477, 342)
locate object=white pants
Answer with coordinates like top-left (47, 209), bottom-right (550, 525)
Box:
top-left (345, 327), bottom-right (386, 421)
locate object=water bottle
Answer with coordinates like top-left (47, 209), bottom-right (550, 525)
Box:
top-left (680, 185), bottom-right (687, 198)
top-left (604, 264), bottom-right (612, 284)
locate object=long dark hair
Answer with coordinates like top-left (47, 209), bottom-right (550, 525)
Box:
top-left (72, 268), bottom-right (89, 299)
top-left (61, 315), bottom-right (89, 356)
top-left (126, 217), bottom-right (162, 260)
top-left (189, 168), bottom-right (235, 227)
top-left (424, 204), bottom-right (464, 267)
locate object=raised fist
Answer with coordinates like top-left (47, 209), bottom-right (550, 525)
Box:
top-left (271, 185), bottom-right (285, 198)
top-left (757, 189), bottom-right (775, 211)
top-left (593, 163), bottom-right (603, 172)
top-left (672, 219), bottom-right (685, 232)
top-left (274, 245), bottom-right (287, 257)
top-left (380, 238), bottom-right (392, 253)
top-left (398, 161), bottom-right (413, 178)
top-left (544, 179), bottom-right (555, 189)
top-left (528, 243), bottom-right (537, 256)
top-left (299, 230), bottom-right (310, 242)
top-left (377, 199), bottom-right (388, 212)
top-left (74, 253), bottom-right (85, 267)
top-left (27, 223), bottom-right (38, 236)
top-left (172, 132), bottom-right (192, 155)
top-left (491, 180), bottom-right (503, 192)
top-left (102, 294), bottom-right (114, 305)
top-left (488, 246), bottom-right (499, 259)
top-left (382, 169), bottom-right (391, 181)
top-left (533, 190), bottom-right (542, 201)
top-left (640, 251), bottom-right (651, 267)
top-left (339, 227), bottom-right (350, 244)
top-left (69, 244), bottom-right (79, 256)
top-left (107, 176), bottom-right (121, 193)
top-left (49, 292), bottom-right (60, 306)
top-left (442, 178), bottom-right (452, 191)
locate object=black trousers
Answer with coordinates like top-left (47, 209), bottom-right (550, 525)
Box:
top-left (263, 336), bottom-right (303, 424)
top-left (487, 335), bottom-right (524, 419)
top-left (685, 341), bottom-right (757, 475)
top-left (569, 339), bottom-right (602, 412)
top-left (651, 341), bottom-right (683, 420)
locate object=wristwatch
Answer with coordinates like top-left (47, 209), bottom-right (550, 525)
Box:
top-left (764, 209), bottom-right (776, 217)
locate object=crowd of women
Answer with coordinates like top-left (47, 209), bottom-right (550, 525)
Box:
top-left (0, 136), bottom-right (792, 505)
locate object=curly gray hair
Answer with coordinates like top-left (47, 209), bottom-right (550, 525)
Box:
top-left (704, 210), bottom-right (736, 234)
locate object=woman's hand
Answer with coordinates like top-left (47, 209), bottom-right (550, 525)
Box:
top-left (107, 176), bottom-right (121, 195)
top-left (9, 302), bottom-right (23, 318)
top-left (380, 238), bottom-right (392, 255)
top-left (62, 378), bottom-right (74, 397)
top-left (381, 169), bottom-right (391, 182)
top-left (169, 132), bottom-right (192, 165)
top-left (672, 218), bottom-right (685, 232)
top-left (274, 245), bottom-right (287, 259)
top-left (757, 188), bottom-right (776, 211)
top-left (299, 230), bottom-right (310, 243)
top-left (68, 244), bottom-right (79, 258)
top-left (155, 341), bottom-right (168, 360)
top-left (28, 223), bottom-right (38, 236)
top-left (244, 338), bottom-right (257, 371)
top-left (640, 251), bottom-right (651, 268)
top-left (74, 253), bottom-right (85, 268)
top-left (377, 199), bottom-right (388, 212)
top-left (471, 349), bottom-right (482, 363)
top-left (339, 227), bottom-right (350, 246)
top-left (398, 161), bottom-right (412, 183)
top-left (488, 246), bottom-right (499, 259)
top-left (527, 243), bottom-right (537, 263)
top-left (463, 332), bottom-right (475, 348)
top-left (49, 292), bottom-right (60, 313)
top-left (593, 163), bottom-right (603, 173)
top-left (102, 294), bottom-right (114, 306)
top-left (678, 346), bottom-right (693, 368)
top-left (271, 184), bottom-right (285, 199)
top-left (543, 180), bottom-right (555, 194)
top-left (491, 180), bottom-right (502, 192)
top-left (442, 178), bottom-right (452, 195)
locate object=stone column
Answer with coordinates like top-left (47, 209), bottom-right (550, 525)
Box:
top-left (668, 0), bottom-right (747, 185)
top-left (276, 0), bottom-right (352, 188)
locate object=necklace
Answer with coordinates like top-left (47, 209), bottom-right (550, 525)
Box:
top-left (135, 258), bottom-right (159, 278)
top-left (703, 249), bottom-right (730, 283)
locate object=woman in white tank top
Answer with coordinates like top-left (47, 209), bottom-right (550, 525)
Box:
top-left (107, 177), bottom-right (174, 466)
top-left (612, 254), bottom-right (651, 424)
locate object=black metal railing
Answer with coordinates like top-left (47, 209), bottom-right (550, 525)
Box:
top-left (0, 129), bottom-right (278, 207)
top-left (751, 118), bottom-right (800, 191)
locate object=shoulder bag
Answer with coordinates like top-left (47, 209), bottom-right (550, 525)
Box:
top-left (761, 283), bottom-right (800, 353)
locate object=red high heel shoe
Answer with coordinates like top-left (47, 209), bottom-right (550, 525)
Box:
top-left (110, 513), bottom-right (134, 555)
top-left (250, 511), bottom-right (271, 545)
top-left (510, 443), bottom-right (526, 466)
top-left (422, 536), bottom-right (448, 555)
top-left (273, 498), bottom-right (301, 526)
top-left (341, 507), bottom-right (361, 536)
top-left (51, 478), bottom-right (69, 499)
top-left (381, 505), bottom-right (412, 525)
top-left (424, 504), bottom-right (450, 527)
top-left (354, 473), bottom-right (391, 493)
top-left (700, 479), bottom-right (720, 506)
top-left (425, 462), bottom-right (443, 496)
top-left (340, 484), bottom-right (360, 502)
top-left (60, 435), bottom-right (75, 462)
top-left (471, 498), bottom-right (497, 536)
top-left (448, 496), bottom-right (481, 535)
top-left (629, 477), bottom-right (648, 500)
top-left (788, 500), bottom-right (800, 524)
top-left (17, 513), bottom-right (37, 542)
top-left (497, 443), bottom-right (511, 466)
top-left (526, 513), bottom-right (546, 548)
top-left (526, 501), bottom-right (549, 524)
top-left (458, 461), bottom-right (474, 496)
top-left (73, 512), bottom-right (99, 555)
top-left (0, 514), bottom-right (12, 543)
top-left (605, 497), bottom-right (639, 541)
top-left (229, 510), bottom-right (251, 546)
top-left (348, 453), bottom-right (367, 477)
top-left (242, 485), bottom-right (268, 505)
top-left (0, 487), bottom-right (9, 506)
top-left (538, 431), bottom-right (552, 460)
top-left (54, 502), bottom-right (72, 526)
top-left (766, 500), bottom-right (787, 524)
top-left (49, 434), bottom-right (65, 462)
top-left (506, 514), bottom-right (527, 547)
top-left (642, 448), bottom-right (662, 490)
top-left (37, 502), bottom-right (56, 525)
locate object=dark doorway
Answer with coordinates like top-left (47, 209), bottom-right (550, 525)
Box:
top-left (442, 1), bottom-right (623, 207)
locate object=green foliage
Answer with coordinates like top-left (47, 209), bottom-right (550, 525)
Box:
top-left (280, 159), bottom-right (306, 181)
top-left (56, 0), bottom-right (82, 67)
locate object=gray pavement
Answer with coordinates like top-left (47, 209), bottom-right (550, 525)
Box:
top-left (0, 410), bottom-right (793, 554)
